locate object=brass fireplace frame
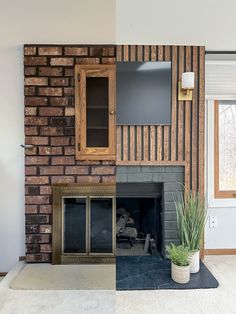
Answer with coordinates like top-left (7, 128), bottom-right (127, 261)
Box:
top-left (52, 183), bottom-right (116, 264)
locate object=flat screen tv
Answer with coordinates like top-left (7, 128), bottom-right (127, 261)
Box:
top-left (116, 62), bottom-right (171, 125)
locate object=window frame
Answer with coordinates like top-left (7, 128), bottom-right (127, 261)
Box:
top-left (214, 100), bottom-right (236, 198)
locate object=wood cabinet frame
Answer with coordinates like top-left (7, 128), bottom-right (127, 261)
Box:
top-left (75, 64), bottom-right (116, 160)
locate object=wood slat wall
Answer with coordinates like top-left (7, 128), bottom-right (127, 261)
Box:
top-left (116, 45), bottom-right (205, 196)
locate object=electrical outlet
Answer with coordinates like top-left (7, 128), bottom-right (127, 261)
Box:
top-left (209, 216), bottom-right (218, 229)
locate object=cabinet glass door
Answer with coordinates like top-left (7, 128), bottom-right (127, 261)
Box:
top-left (86, 77), bottom-right (109, 147)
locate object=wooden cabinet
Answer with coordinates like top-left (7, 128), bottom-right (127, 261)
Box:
top-left (75, 64), bottom-right (116, 160)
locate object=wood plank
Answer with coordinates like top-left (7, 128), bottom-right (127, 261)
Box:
top-left (157, 46), bottom-right (164, 61)
top-left (117, 125), bottom-right (122, 162)
top-left (164, 46), bottom-right (171, 61)
top-left (150, 125), bottom-right (156, 161)
top-left (123, 125), bottom-right (128, 162)
top-left (130, 45), bottom-right (136, 61)
top-left (157, 126), bottom-right (163, 161)
top-left (136, 126), bottom-right (142, 161)
top-left (191, 46), bottom-right (199, 193)
top-left (116, 45), bottom-right (122, 62)
top-left (123, 45), bottom-right (129, 61)
top-left (184, 46), bottom-right (192, 192)
top-left (117, 160), bottom-right (185, 166)
top-left (178, 46), bottom-right (184, 162)
top-left (144, 45), bottom-right (150, 61)
top-left (198, 46), bottom-right (205, 197)
top-left (137, 46), bottom-right (143, 61)
top-left (129, 126), bottom-right (135, 162)
top-left (143, 126), bottom-right (149, 161)
top-left (151, 45), bottom-right (156, 61)
top-left (171, 46), bottom-right (177, 161)
top-left (204, 249), bottom-right (236, 255)
top-left (164, 125), bottom-right (170, 161)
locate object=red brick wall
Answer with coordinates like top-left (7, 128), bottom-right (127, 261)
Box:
top-left (24, 45), bottom-right (116, 262)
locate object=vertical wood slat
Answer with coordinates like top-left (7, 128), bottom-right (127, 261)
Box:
top-left (129, 126), bottom-right (135, 162)
top-left (117, 125), bottom-right (122, 162)
top-left (137, 46), bottom-right (143, 61)
top-left (150, 126), bottom-right (156, 161)
top-left (164, 46), bottom-right (171, 61)
top-left (151, 45), bottom-right (156, 61)
top-left (130, 45), bottom-right (136, 61)
top-left (198, 46), bottom-right (205, 197)
top-left (164, 126), bottom-right (170, 161)
top-left (123, 45), bottom-right (129, 61)
top-left (157, 46), bottom-right (164, 61)
top-left (116, 45), bottom-right (122, 62)
top-left (123, 125), bottom-right (128, 162)
top-left (184, 46), bottom-right (192, 192)
top-left (178, 46), bottom-right (184, 162)
top-left (136, 126), bottom-right (142, 161)
top-left (171, 46), bottom-right (177, 161)
top-left (157, 126), bottom-right (163, 161)
top-left (143, 126), bottom-right (149, 161)
top-left (191, 46), bottom-right (199, 193)
top-left (144, 46), bottom-right (150, 61)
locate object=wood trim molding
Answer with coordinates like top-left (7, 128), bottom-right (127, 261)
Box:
top-left (204, 249), bottom-right (236, 255)
top-left (214, 100), bottom-right (236, 198)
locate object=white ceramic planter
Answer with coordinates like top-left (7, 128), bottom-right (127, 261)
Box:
top-left (190, 250), bottom-right (200, 273)
top-left (171, 262), bottom-right (190, 284)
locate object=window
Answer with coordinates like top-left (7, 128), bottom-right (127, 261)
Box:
top-left (214, 100), bottom-right (236, 198)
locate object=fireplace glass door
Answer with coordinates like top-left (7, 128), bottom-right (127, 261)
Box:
top-left (63, 196), bottom-right (114, 256)
top-left (90, 198), bottom-right (113, 254)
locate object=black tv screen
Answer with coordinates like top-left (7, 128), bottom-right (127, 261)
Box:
top-left (116, 62), bottom-right (171, 125)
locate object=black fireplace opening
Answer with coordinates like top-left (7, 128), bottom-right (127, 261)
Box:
top-left (116, 183), bottom-right (163, 257)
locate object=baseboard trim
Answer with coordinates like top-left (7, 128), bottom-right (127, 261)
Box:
top-left (0, 272), bottom-right (7, 276)
top-left (204, 249), bottom-right (236, 255)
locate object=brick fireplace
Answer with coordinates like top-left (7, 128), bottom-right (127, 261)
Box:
top-left (24, 45), bottom-right (116, 262)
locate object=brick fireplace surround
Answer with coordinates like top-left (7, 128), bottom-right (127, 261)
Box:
top-left (24, 45), bottom-right (116, 262)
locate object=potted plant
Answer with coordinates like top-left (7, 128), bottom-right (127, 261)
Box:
top-left (175, 190), bottom-right (207, 273)
top-left (166, 244), bottom-right (190, 284)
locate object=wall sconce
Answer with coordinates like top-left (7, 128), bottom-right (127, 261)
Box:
top-left (178, 72), bottom-right (194, 101)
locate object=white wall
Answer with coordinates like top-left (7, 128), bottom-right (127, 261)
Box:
top-left (0, 0), bottom-right (115, 272)
top-left (116, 0), bottom-right (236, 50)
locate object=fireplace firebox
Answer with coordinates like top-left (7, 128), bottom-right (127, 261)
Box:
top-left (116, 183), bottom-right (162, 256)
